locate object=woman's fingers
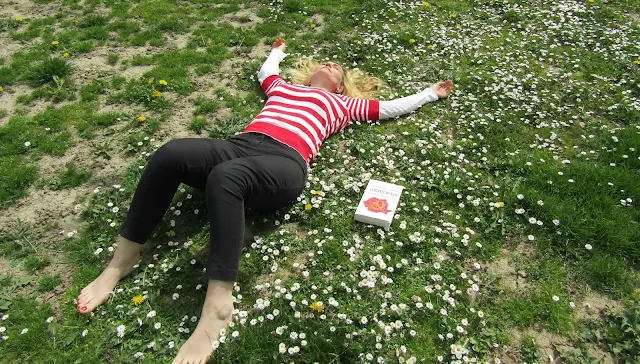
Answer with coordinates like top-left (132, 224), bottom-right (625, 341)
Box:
top-left (437, 80), bottom-right (453, 98)
top-left (442, 80), bottom-right (452, 91)
top-left (272, 37), bottom-right (286, 49)
top-left (431, 80), bottom-right (454, 98)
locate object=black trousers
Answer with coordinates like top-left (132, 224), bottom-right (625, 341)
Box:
top-left (118, 132), bottom-right (308, 281)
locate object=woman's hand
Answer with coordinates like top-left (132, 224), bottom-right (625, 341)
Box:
top-left (272, 38), bottom-right (286, 52)
top-left (430, 80), bottom-right (454, 98)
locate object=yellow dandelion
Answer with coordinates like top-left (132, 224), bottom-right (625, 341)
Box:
top-left (305, 203), bottom-right (312, 211)
top-left (51, 40), bottom-right (59, 45)
top-left (310, 23), bottom-right (316, 28)
top-left (309, 302), bottom-right (325, 312)
top-left (427, 44), bottom-right (434, 50)
top-left (455, 24), bottom-right (461, 29)
top-left (16, 17), bottom-right (23, 22)
top-left (63, 52), bottom-right (70, 57)
top-left (634, 58), bottom-right (640, 65)
top-left (588, 0), bottom-right (595, 3)
top-left (0, 86), bottom-right (3, 92)
top-left (159, 79), bottom-right (167, 86)
top-left (166, 230), bottom-right (175, 237)
top-left (495, 201), bottom-right (504, 208)
top-left (152, 90), bottom-right (162, 97)
top-left (138, 115), bottom-right (146, 122)
top-left (147, 78), bottom-right (153, 85)
top-left (409, 39), bottom-right (416, 44)
top-left (450, 13), bottom-right (457, 18)
top-left (132, 295), bottom-right (144, 305)
top-left (423, 1), bottom-right (430, 6)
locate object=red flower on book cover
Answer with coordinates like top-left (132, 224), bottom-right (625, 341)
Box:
top-left (363, 197), bottom-right (391, 214)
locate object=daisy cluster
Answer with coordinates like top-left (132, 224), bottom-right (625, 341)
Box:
top-left (262, 0), bottom-right (638, 361)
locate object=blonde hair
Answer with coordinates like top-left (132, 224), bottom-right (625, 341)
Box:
top-left (285, 59), bottom-right (390, 99)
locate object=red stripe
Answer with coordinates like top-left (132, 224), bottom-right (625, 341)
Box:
top-left (358, 99), bottom-right (366, 120)
top-left (321, 92), bottom-right (347, 120)
top-left (253, 113), bottom-right (320, 146)
top-left (265, 101), bottom-right (327, 135)
top-left (261, 75), bottom-right (282, 94)
top-left (369, 100), bottom-right (380, 120)
top-left (268, 89), bottom-right (332, 117)
top-left (282, 84), bottom-right (344, 120)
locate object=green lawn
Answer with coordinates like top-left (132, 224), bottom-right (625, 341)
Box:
top-left (0, 0), bottom-right (639, 363)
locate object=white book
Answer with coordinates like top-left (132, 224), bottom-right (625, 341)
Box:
top-left (354, 179), bottom-right (404, 228)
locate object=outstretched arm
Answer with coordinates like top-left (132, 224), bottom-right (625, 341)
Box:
top-left (341, 80), bottom-right (454, 129)
top-left (257, 38), bottom-right (287, 85)
top-left (379, 80), bottom-right (454, 119)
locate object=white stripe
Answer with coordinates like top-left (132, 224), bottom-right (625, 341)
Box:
top-left (359, 99), bottom-right (366, 120)
top-left (273, 87), bottom-right (345, 120)
top-left (249, 119), bottom-right (317, 152)
top-left (322, 92), bottom-right (346, 119)
top-left (344, 98), bottom-right (355, 119)
top-left (266, 79), bottom-right (284, 94)
top-left (263, 101), bottom-right (328, 138)
top-left (267, 94), bottom-right (330, 122)
top-left (258, 110), bottom-right (322, 145)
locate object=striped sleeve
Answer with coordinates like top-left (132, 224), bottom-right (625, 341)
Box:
top-left (343, 97), bottom-right (380, 122)
top-left (261, 75), bottom-right (286, 97)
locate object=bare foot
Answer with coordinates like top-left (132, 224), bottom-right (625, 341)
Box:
top-left (172, 282), bottom-right (234, 364)
top-left (77, 238), bottom-right (142, 313)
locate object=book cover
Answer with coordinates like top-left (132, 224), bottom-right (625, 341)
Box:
top-left (354, 179), bottom-right (404, 228)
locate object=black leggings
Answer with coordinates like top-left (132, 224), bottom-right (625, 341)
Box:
top-left (118, 132), bottom-right (308, 282)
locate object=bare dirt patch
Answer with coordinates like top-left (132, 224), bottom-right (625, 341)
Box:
top-left (91, 5), bottom-right (111, 16)
top-left (309, 13), bottom-right (326, 33)
top-left (0, 256), bottom-right (28, 279)
top-left (70, 45), bottom-right (164, 85)
top-left (249, 40), bottom-right (271, 60)
top-left (0, 0), bottom-right (60, 20)
top-left (154, 93), bottom-right (201, 144)
top-left (575, 291), bottom-right (621, 320)
top-left (0, 185), bottom-right (90, 235)
top-left (36, 142), bottom-right (91, 181)
top-left (69, 55), bottom-right (114, 86)
top-left (485, 248), bottom-right (531, 291)
top-left (192, 72), bottom-right (231, 93)
top-left (0, 85), bottom-right (31, 124)
top-left (165, 33), bottom-right (191, 50)
top-left (34, 253), bottom-right (77, 315)
top-left (493, 327), bottom-right (570, 364)
top-left (119, 65), bottom-right (156, 80)
top-left (280, 223), bottom-right (308, 239)
top-left (337, 139), bottom-right (347, 155)
top-left (0, 36), bottom-right (26, 60)
top-left (501, 326), bottom-right (614, 364)
top-left (219, 7), bottom-right (263, 27)
top-left (0, 87), bottom-right (76, 121)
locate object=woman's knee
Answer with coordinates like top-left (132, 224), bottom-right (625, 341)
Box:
top-left (206, 163), bottom-right (248, 198)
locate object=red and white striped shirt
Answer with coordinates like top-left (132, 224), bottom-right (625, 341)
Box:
top-left (242, 48), bottom-right (439, 166)
top-left (243, 74), bottom-right (380, 166)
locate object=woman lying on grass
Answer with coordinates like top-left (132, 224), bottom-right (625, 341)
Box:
top-left (76, 38), bottom-right (453, 364)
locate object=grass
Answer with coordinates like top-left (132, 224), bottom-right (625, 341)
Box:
top-left (42, 163), bottom-right (93, 191)
top-left (0, 0), bottom-right (639, 363)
